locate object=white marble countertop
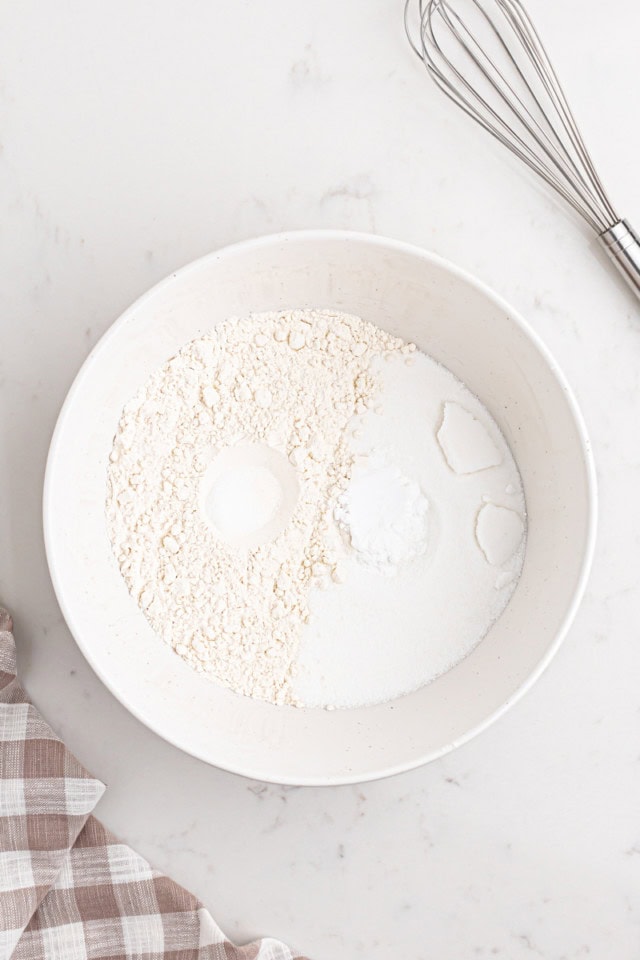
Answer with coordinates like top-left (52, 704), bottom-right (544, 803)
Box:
top-left (2, 1), bottom-right (640, 957)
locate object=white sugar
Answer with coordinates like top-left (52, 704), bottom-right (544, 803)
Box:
top-left (293, 352), bottom-right (526, 708)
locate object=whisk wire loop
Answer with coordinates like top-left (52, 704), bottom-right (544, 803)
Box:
top-left (405, 0), bottom-right (620, 233)
top-left (431, 1), bottom-right (607, 229)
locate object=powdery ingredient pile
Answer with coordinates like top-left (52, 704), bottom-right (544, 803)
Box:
top-left (106, 310), bottom-right (412, 705)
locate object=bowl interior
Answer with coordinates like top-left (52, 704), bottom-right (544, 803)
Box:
top-left (44, 232), bottom-right (595, 784)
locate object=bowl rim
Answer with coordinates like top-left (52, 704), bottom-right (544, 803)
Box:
top-left (43, 228), bottom-right (598, 784)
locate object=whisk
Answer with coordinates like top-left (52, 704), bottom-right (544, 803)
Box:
top-left (405, 0), bottom-right (640, 301)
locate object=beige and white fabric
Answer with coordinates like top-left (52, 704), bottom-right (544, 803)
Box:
top-left (0, 608), bottom-right (307, 960)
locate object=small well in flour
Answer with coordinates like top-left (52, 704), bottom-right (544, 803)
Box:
top-left (199, 443), bottom-right (299, 549)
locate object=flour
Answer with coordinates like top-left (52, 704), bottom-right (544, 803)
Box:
top-left (106, 309), bottom-right (526, 710)
top-left (106, 310), bottom-right (409, 705)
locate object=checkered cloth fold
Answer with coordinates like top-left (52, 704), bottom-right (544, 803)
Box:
top-left (0, 608), bottom-right (307, 960)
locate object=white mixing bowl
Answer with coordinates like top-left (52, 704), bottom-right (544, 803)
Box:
top-left (44, 231), bottom-right (596, 784)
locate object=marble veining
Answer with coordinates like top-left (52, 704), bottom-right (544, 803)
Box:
top-left (1, 0), bottom-right (639, 957)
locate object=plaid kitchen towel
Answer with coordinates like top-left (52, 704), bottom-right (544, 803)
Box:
top-left (0, 608), bottom-right (307, 960)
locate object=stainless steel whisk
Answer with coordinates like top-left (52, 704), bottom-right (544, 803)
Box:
top-left (405, 0), bottom-right (640, 300)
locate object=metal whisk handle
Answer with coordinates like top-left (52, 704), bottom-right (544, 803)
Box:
top-left (598, 221), bottom-right (640, 301)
